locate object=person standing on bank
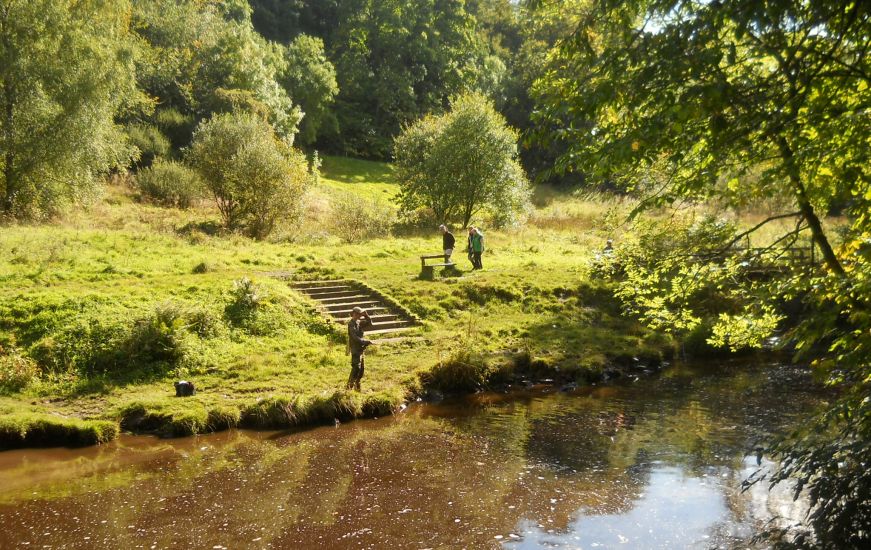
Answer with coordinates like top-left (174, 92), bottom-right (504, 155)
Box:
top-left (470, 227), bottom-right (485, 270)
top-left (347, 306), bottom-right (373, 391)
top-left (466, 227), bottom-right (475, 268)
top-left (440, 224), bottom-right (455, 264)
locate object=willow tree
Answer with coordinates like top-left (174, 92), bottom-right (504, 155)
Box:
top-left (0, 0), bottom-right (138, 218)
top-left (533, 0), bottom-right (870, 544)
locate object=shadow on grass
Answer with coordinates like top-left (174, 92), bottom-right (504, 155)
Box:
top-left (321, 156), bottom-right (396, 184)
top-left (507, 282), bottom-right (671, 381)
top-left (176, 219), bottom-right (224, 237)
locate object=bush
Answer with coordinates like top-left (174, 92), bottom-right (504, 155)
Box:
top-left (135, 159), bottom-right (204, 209)
top-left (224, 278), bottom-right (288, 336)
top-left (30, 317), bottom-right (128, 374)
top-left (329, 192), bottom-right (396, 243)
top-left (394, 93), bottom-right (531, 228)
top-left (154, 107), bottom-right (196, 150)
top-left (125, 304), bottom-right (190, 368)
top-left (0, 348), bottom-right (39, 393)
top-left (185, 305), bottom-right (223, 339)
top-left (125, 123), bottom-right (170, 167)
top-left (420, 347), bottom-right (490, 393)
top-left (187, 112), bottom-right (313, 239)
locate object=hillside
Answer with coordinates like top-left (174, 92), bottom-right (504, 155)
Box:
top-left (0, 157), bottom-right (668, 447)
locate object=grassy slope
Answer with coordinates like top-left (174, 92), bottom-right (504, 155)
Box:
top-left (0, 156), bottom-right (667, 447)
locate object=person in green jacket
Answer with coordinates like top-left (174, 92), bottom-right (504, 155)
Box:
top-left (470, 227), bottom-right (484, 270)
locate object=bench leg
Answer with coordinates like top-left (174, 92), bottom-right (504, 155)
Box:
top-left (420, 265), bottom-right (435, 280)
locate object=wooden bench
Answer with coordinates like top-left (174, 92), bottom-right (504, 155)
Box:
top-left (420, 254), bottom-right (455, 279)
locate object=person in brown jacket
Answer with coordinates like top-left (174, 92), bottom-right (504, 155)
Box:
top-left (346, 306), bottom-right (373, 391)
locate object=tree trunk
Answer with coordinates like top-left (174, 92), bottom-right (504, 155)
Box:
top-left (777, 137), bottom-right (845, 277)
top-left (1, 6), bottom-right (16, 214)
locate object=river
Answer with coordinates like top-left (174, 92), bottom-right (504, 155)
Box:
top-left (0, 361), bottom-right (826, 549)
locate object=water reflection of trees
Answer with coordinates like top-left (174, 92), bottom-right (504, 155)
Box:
top-left (0, 364), bottom-right (824, 548)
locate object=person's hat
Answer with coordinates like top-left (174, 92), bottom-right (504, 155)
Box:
top-left (352, 306), bottom-right (364, 314)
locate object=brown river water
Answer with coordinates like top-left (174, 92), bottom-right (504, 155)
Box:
top-left (0, 361), bottom-right (825, 549)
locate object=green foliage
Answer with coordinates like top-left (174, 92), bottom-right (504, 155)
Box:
top-left (536, 0), bottom-right (871, 540)
top-left (592, 215), bottom-right (766, 344)
top-left (22, 300), bottom-right (210, 381)
top-left (395, 93), bottom-right (531, 227)
top-left (0, 0), bottom-right (139, 218)
top-left (326, 0), bottom-right (485, 158)
top-left (752, 236), bottom-right (871, 548)
top-left (281, 34), bottom-right (338, 146)
top-left (224, 278), bottom-right (289, 336)
top-left (132, 0), bottom-right (302, 143)
top-left (125, 123), bottom-right (171, 167)
top-left (533, 0), bottom-right (867, 274)
top-left (188, 112), bottom-right (312, 238)
top-left (329, 192), bottom-right (395, 243)
top-left (0, 347), bottom-right (39, 394)
top-left (126, 304), bottom-right (191, 368)
top-left (135, 159), bottom-right (204, 209)
top-left (420, 346), bottom-right (490, 394)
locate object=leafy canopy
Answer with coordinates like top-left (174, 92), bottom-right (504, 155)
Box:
top-left (132, 0), bottom-right (302, 144)
top-left (0, 0), bottom-right (140, 218)
top-left (533, 0), bottom-right (871, 544)
top-left (280, 34), bottom-right (339, 146)
top-left (533, 0), bottom-right (869, 273)
top-left (394, 93), bottom-right (531, 227)
top-left (187, 112), bottom-right (312, 239)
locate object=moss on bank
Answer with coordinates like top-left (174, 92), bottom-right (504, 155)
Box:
top-left (0, 412), bottom-right (118, 449)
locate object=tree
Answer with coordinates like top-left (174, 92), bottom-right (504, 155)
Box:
top-left (249, 0), bottom-right (340, 44)
top-left (395, 93), bottom-right (530, 227)
top-left (131, 0), bottom-right (301, 146)
top-left (534, 0), bottom-right (869, 275)
top-left (328, 0), bottom-right (485, 158)
top-left (187, 112), bottom-right (311, 239)
top-left (0, 0), bottom-right (139, 218)
top-left (533, 0), bottom-right (870, 544)
top-left (280, 35), bottom-right (339, 146)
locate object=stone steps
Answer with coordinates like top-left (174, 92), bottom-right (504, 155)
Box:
top-left (289, 279), bottom-right (419, 338)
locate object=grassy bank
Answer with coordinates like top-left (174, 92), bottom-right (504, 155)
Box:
top-left (0, 156), bottom-right (683, 448)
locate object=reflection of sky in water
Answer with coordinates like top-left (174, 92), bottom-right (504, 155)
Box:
top-left (508, 466), bottom-right (728, 549)
top-left (0, 363), bottom-right (822, 548)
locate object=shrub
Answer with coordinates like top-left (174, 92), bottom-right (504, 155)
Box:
top-left (420, 347), bottom-right (490, 393)
top-left (187, 112), bottom-right (313, 239)
top-left (225, 278), bottom-right (263, 327)
top-left (0, 348), bottom-right (39, 393)
top-left (30, 317), bottom-right (129, 374)
top-left (224, 278), bottom-right (287, 336)
top-left (329, 192), bottom-right (396, 243)
top-left (154, 107), bottom-right (196, 149)
top-left (185, 305), bottom-right (223, 339)
top-left (125, 304), bottom-right (190, 368)
top-left (125, 123), bottom-right (170, 167)
top-left (135, 159), bottom-right (204, 209)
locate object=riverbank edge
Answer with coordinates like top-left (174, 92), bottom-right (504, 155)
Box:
top-left (0, 344), bottom-right (673, 450)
